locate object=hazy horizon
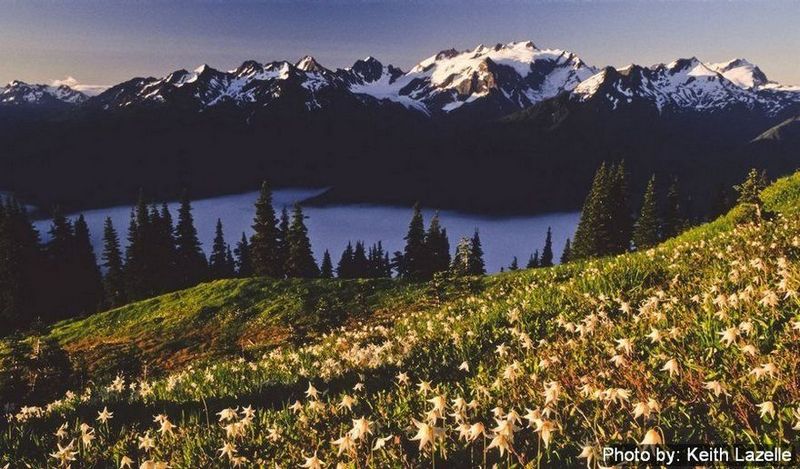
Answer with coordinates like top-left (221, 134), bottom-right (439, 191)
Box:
top-left (1, 0), bottom-right (798, 90)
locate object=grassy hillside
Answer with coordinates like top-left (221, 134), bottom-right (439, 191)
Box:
top-left (2, 171), bottom-right (800, 467)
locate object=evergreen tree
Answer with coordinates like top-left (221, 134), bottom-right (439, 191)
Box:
top-left (73, 215), bottom-right (103, 313)
top-left (250, 182), bottom-right (282, 277)
top-left (560, 238), bottom-right (572, 264)
top-left (633, 175), bottom-right (661, 250)
top-left (424, 212), bottom-right (451, 278)
top-left (540, 227), bottom-right (554, 267)
top-left (285, 204), bottom-right (318, 278)
top-left (337, 242), bottom-right (355, 279)
top-left (608, 161), bottom-right (633, 253)
top-left (450, 237), bottom-right (473, 276)
top-left (234, 233), bottom-right (253, 277)
top-left (152, 203), bottom-right (177, 290)
top-left (509, 257), bottom-right (519, 271)
top-left (352, 241), bottom-right (369, 277)
top-left (0, 198), bottom-right (43, 330)
top-left (709, 183), bottom-right (734, 220)
top-left (45, 208), bottom-right (76, 321)
top-left (662, 177), bottom-right (685, 239)
top-left (174, 191), bottom-right (207, 288)
top-left (402, 204), bottom-right (427, 280)
top-left (468, 229), bottom-right (486, 275)
top-left (225, 246), bottom-right (236, 278)
top-left (526, 250), bottom-right (540, 269)
top-left (572, 163), bottom-right (612, 260)
top-left (101, 217), bottom-right (126, 307)
top-left (124, 191), bottom-right (157, 299)
top-left (209, 219), bottom-right (230, 279)
top-left (320, 250), bottom-right (334, 279)
top-left (735, 168), bottom-right (768, 220)
top-left (276, 207), bottom-right (290, 275)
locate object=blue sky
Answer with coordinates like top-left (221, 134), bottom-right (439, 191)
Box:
top-left (1, 0), bottom-right (798, 88)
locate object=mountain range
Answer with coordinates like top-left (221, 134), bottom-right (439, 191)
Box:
top-left (1, 41), bottom-right (799, 214)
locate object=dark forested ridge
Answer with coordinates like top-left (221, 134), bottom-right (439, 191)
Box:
top-left (0, 90), bottom-right (798, 217)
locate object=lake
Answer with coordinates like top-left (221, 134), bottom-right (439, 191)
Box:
top-left (31, 189), bottom-right (580, 273)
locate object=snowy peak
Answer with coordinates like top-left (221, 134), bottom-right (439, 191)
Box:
top-left (295, 56), bottom-right (327, 73)
top-left (708, 58), bottom-right (769, 88)
top-left (572, 57), bottom-right (799, 115)
top-left (0, 80), bottom-right (87, 106)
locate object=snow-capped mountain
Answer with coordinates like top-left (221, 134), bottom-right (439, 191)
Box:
top-left (572, 57), bottom-right (799, 116)
top-left (379, 41), bottom-right (596, 114)
top-left (2, 42), bottom-right (798, 119)
top-left (0, 80), bottom-right (87, 106)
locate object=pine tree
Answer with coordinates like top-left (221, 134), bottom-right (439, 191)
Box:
top-left (560, 238), bottom-right (572, 264)
top-left (320, 250), bottom-right (334, 279)
top-left (337, 242), bottom-right (355, 279)
top-left (124, 191), bottom-right (158, 299)
top-left (450, 237), bottom-right (473, 276)
top-left (46, 208), bottom-right (76, 320)
top-left (468, 229), bottom-right (486, 275)
top-left (225, 246), bottom-right (236, 278)
top-left (352, 241), bottom-right (369, 278)
top-left (402, 204), bottom-right (427, 280)
top-left (540, 227), bottom-right (554, 267)
top-left (633, 175), bottom-right (661, 250)
top-left (0, 198), bottom-right (43, 330)
top-left (209, 219), bottom-right (230, 279)
top-left (174, 191), bottom-right (207, 288)
top-left (509, 257), bottom-right (519, 271)
top-left (735, 168), bottom-right (768, 220)
top-left (572, 163), bottom-right (612, 260)
top-left (250, 182), bottom-right (282, 277)
top-left (101, 217), bottom-right (126, 307)
top-left (153, 203), bottom-right (177, 290)
top-left (234, 233), bottom-right (253, 277)
top-left (662, 177), bottom-right (684, 239)
top-left (285, 204), bottom-right (318, 278)
top-left (73, 215), bottom-right (103, 313)
top-left (424, 212), bottom-right (451, 278)
top-left (526, 250), bottom-right (539, 269)
top-left (276, 207), bottom-right (290, 275)
top-left (608, 161), bottom-right (633, 253)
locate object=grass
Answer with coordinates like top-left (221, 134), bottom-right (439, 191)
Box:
top-left (2, 171), bottom-right (800, 468)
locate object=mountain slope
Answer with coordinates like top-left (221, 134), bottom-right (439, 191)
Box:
top-left (3, 169), bottom-right (800, 467)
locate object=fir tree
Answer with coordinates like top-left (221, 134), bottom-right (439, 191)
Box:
top-left (735, 168), bottom-right (768, 220)
top-left (45, 208), bottom-right (76, 320)
top-left (319, 250), bottom-right (334, 279)
top-left (209, 219), bottom-right (230, 279)
top-left (633, 175), bottom-right (661, 250)
top-left (526, 250), bottom-right (539, 269)
top-left (234, 233), bottom-right (253, 277)
top-left (0, 198), bottom-right (43, 330)
top-left (73, 215), bottom-right (103, 313)
top-left (276, 207), bottom-right (290, 275)
top-left (174, 191), bottom-right (207, 288)
top-left (337, 242), bottom-right (355, 279)
top-left (572, 163), bottom-right (612, 260)
top-left (450, 237), bottom-right (473, 276)
top-left (402, 204), bottom-right (427, 280)
top-left (152, 203), bottom-right (177, 290)
top-left (608, 161), bottom-right (633, 253)
top-left (424, 212), bottom-right (450, 278)
top-left (224, 246), bottom-right (236, 278)
top-left (285, 204), bottom-right (318, 278)
top-left (352, 241), bottom-right (369, 278)
top-left (560, 238), bottom-right (572, 264)
top-left (250, 182), bottom-right (282, 277)
top-left (662, 177), bottom-right (684, 239)
top-left (101, 217), bottom-right (126, 307)
top-left (540, 227), bottom-right (554, 267)
top-left (509, 257), bottom-right (519, 271)
top-left (468, 229), bottom-right (486, 275)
